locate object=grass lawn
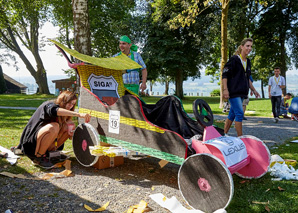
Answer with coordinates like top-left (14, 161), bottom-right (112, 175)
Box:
top-left (1, 94), bottom-right (298, 212)
top-left (142, 96), bottom-right (274, 117)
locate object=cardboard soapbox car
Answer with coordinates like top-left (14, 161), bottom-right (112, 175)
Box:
top-left (52, 40), bottom-right (271, 213)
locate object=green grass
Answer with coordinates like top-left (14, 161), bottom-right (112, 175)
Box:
top-left (142, 96), bottom-right (274, 117)
top-left (1, 94), bottom-right (298, 212)
top-left (0, 94), bottom-right (55, 107)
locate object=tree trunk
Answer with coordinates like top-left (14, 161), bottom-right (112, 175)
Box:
top-left (150, 80), bottom-right (153, 95)
top-left (280, 36), bottom-right (286, 95)
top-left (175, 69), bottom-right (183, 99)
top-left (31, 20), bottom-right (50, 94)
top-left (164, 80), bottom-right (169, 95)
top-left (6, 24), bottom-right (50, 94)
top-left (72, 0), bottom-right (92, 56)
top-left (261, 80), bottom-right (264, 98)
top-left (219, 0), bottom-right (229, 108)
top-left (0, 65), bottom-right (7, 94)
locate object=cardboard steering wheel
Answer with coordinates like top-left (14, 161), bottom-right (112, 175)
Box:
top-left (193, 99), bottom-right (214, 127)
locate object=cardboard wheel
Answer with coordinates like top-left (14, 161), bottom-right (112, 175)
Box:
top-left (72, 123), bottom-right (99, 167)
top-left (178, 153), bottom-right (233, 213)
top-left (236, 135), bottom-right (271, 179)
top-left (193, 99), bottom-right (213, 127)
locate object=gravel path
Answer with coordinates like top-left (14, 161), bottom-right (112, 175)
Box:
top-left (1, 156), bottom-right (183, 213)
top-left (1, 112), bottom-right (298, 212)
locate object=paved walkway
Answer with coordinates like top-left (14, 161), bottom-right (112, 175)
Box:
top-left (2, 106), bottom-right (298, 148)
top-left (213, 114), bottom-right (298, 148)
top-left (0, 106), bottom-right (37, 110)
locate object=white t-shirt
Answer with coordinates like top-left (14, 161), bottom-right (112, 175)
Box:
top-left (269, 75), bottom-right (285, 96)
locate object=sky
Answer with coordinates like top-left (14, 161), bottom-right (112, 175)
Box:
top-left (1, 22), bottom-right (297, 96)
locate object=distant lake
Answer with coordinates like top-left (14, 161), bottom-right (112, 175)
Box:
top-left (9, 73), bottom-right (298, 98)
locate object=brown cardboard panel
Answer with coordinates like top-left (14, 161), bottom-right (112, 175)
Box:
top-left (92, 155), bottom-right (124, 169)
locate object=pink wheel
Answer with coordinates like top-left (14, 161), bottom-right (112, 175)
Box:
top-left (236, 135), bottom-right (270, 179)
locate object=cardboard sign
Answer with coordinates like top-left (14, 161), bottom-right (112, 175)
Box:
top-left (205, 136), bottom-right (248, 167)
top-left (109, 110), bottom-right (120, 134)
top-left (87, 73), bottom-right (119, 99)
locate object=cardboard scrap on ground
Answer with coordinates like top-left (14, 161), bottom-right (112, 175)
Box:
top-left (42, 160), bottom-right (73, 180)
top-left (0, 171), bottom-right (40, 180)
top-left (84, 202), bottom-right (110, 212)
top-left (158, 159), bottom-right (169, 168)
top-left (252, 201), bottom-right (270, 205)
top-left (126, 200), bottom-right (149, 213)
top-left (0, 160), bottom-right (73, 180)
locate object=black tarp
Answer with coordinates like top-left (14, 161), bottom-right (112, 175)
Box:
top-left (142, 96), bottom-right (205, 139)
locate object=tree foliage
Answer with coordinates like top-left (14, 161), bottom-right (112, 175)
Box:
top-left (143, 0), bottom-right (218, 99)
top-left (51, 0), bottom-right (136, 58)
top-left (252, 0), bottom-right (298, 95)
top-left (0, 0), bottom-right (50, 94)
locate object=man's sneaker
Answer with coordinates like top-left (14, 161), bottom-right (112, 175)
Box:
top-left (33, 155), bottom-right (55, 169)
top-left (274, 117), bottom-right (279, 123)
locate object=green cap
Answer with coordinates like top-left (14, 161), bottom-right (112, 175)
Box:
top-left (120, 35), bottom-right (131, 44)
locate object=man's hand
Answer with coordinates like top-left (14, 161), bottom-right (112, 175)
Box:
top-left (250, 90), bottom-right (253, 96)
top-left (223, 89), bottom-right (229, 99)
top-left (140, 82), bottom-right (147, 92)
top-left (253, 90), bottom-right (261, 99)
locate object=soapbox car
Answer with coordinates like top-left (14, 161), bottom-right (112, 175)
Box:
top-left (52, 40), bottom-right (271, 213)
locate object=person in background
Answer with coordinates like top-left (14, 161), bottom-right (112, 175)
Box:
top-left (242, 76), bottom-right (254, 120)
top-left (222, 38), bottom-right (260, 136)
top-left (280, 93), bottom-right (292, 118)
top-left (16, 91), bottom-right (91, 169)
top-left (268, 67), bottom-right (286, 123)
top-left (113, 35), bottom-right (147, 95)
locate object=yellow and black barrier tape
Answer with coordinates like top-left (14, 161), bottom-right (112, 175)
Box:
top-left (79, 108), bottom-right (165, 133)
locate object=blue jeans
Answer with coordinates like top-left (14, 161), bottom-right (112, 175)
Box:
top-left (228, 97), bottom-right (244, 122)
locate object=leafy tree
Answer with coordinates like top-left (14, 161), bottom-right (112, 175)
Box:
top-left (51, 0), bottom-right (136, 58)
top-left (0, 65), bottom-right (7, 94)
top-left (89, 0), bottom-right (136, 57)
top-left (143, 0), bottom-right (217, 99)
top-left (253, 0), bottom-right (298, 95)
top-left (165, 0), bottom-right (229, 104)
top-left (0, 0), bottom-right (50, 94)
top-left (50, 0), bottom-right (74, 50)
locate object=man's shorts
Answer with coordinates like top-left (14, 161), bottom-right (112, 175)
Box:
top-left (243, 98), bottom-right (249, 106)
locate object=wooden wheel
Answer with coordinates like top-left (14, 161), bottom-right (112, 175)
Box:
top-left (178, 153), bottom-right (233, 212)
top-left (236, 135), bottom-right (271, 179)
top-left (72, 123), bottom-right (99, 167)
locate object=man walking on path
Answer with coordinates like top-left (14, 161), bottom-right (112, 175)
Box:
top-left (268, 67), bottom-right (285, 123)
